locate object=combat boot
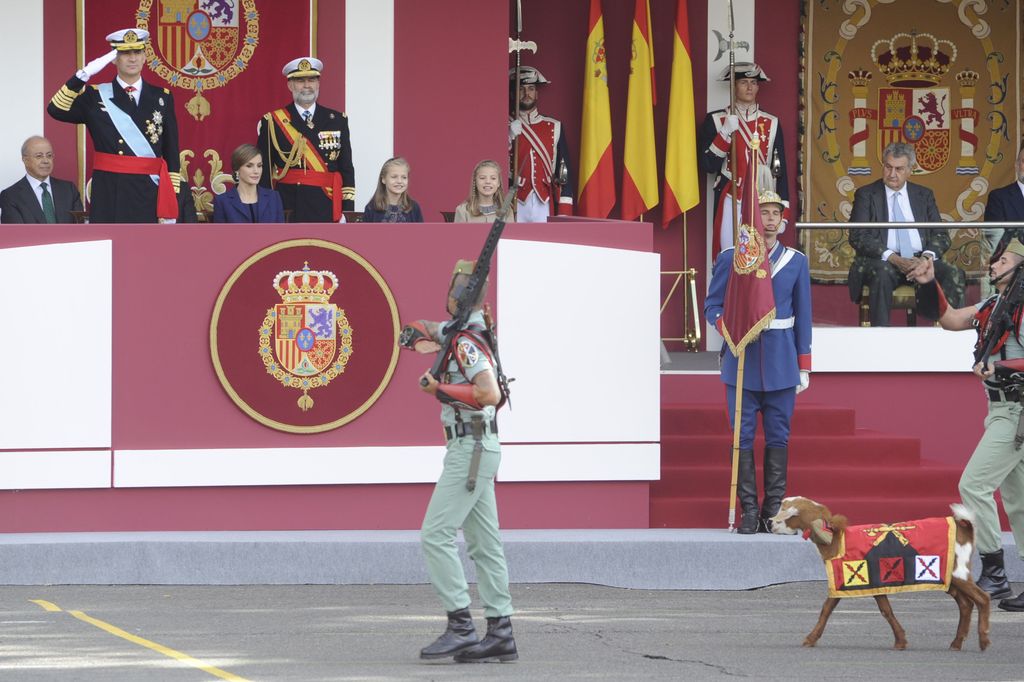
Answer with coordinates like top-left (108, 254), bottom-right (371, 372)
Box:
top-left (736, 449), bottom-right (759, 534)
top-left (419, 608), bottom-right (478, 660)
top-left (759, 446), bottom-right (789, 532)
top-left (454, 616), bottom-right (518, 663)
top-left (977, 549), bottom-right (1013, 599)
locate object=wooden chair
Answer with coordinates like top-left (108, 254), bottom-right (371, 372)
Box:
top-left (859, 285), bottom-right (917, 327)
top-left (69, 210), bottom-right (88, 224)
top-left (343, 211), bottom-right (363, 223)
top-left (440, 211), bottom-right (455, 223)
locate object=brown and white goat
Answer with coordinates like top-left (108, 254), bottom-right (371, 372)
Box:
top-left (769, 496), bottom-right (990, 651)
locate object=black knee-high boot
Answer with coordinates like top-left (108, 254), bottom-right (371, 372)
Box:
top-left (759, 446), bottom-right (789, 532)
top-left (737, 449), bottom-right (759, 534)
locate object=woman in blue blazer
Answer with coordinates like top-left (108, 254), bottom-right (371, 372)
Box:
top-left (213, 144), bottom-right (285, 223)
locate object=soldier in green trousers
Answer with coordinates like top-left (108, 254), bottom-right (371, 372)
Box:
top-left (400, 259), bottom-right (517, 663)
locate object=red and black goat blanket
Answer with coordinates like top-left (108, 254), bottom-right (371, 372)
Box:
top-left (821, 516), bottom-right (955, 598)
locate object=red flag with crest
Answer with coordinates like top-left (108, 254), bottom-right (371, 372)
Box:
top-left (719, 136), bottom-right (776, 355)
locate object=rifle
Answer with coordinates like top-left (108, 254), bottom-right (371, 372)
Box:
top-left (420, 187), bottom-right (517, 388)
top-left (974, 262), bottom-right (1024, 370)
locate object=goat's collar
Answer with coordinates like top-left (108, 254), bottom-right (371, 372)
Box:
top-left (802, 518), bottom-right (834, 545)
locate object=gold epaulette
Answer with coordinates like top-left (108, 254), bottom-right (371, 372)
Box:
top-left (342, 187), bottom-right (356, 201)
top-left (169, 171), bottom-right (183, 193)
top-left (49, 84), bottom-right (82, 112)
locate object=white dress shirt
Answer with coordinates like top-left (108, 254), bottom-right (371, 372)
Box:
top-left (882, 184), bottom-right (935, 261)
top-left (24, 174), bottom-right (51, 213)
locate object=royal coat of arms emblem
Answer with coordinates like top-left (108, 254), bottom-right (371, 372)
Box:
top-left (136, 0), bottom-right (260, 120)
top-left (258, 262), bottom-right (354, 412)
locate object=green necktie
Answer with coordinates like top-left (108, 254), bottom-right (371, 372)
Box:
top-left (40, 181), bottom-right (56, 224)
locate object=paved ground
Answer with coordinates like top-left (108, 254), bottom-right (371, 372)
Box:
top-left (0, 582), bottom-right (1020, 681)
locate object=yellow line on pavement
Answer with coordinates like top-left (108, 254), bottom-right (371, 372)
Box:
top-left (29, 599), bottom-right (248, 681)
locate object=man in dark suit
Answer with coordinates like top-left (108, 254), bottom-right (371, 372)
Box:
top-left (258, 57), bottom-right (355, 222)
top-left (848, 142), bottom-right (963, 326)
top-left (0, 136), bottom-right (82, 223)
top-left (46, 28), bottom-right (183, 223)
top-left (984, 143), bottom-right (1024, 263)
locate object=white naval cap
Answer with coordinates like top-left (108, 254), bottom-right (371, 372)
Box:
top-left (106, 28), bottom-right (149, 52)
top-left (509, 65), bottom-right (550, 85)
top-left (283, 57), bottom-right (323, 79)
top-left (718, 61), bottom-right (770, 82)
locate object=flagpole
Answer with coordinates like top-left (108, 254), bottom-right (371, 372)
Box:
top-left (726, 132), bottom-right (763, 531)
top-left (727, 0), bottom-right (739, 247)
top-left (728, 351), bottom-right (746, 530)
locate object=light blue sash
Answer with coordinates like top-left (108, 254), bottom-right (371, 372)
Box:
top-left (96, 83), bottom-right (158, 184)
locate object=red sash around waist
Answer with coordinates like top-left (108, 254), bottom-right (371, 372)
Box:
top-left (277, 168), bottom-right (342, 222)
top-left (93, 152), bottom-right (178, 220)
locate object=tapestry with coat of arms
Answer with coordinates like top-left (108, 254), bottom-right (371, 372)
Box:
top-left (83, 1), bottom-right (319, 216)
top-left (799, 0), bottom-right (1021, 282)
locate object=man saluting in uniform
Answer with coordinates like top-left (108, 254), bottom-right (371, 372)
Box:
top-left (258, 57), bottom-right (355, 222)
top-left (47, 28), bottom-right (183, 223)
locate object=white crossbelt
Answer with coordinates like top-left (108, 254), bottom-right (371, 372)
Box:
top-left (768, 317), bottom-right (795, 329)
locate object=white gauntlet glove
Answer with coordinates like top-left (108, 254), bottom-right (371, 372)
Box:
top-left (720, 114), bottom-right (740, 136)
top-left (508, 119), bottom-right (524, 146)
top-left (76, 49), bottom-right (118, 82)
top-left (796, 370), bottom-right (810, 395)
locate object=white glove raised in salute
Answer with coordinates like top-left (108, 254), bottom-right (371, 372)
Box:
top-left (76, 50), bottom-right (118, 82)
top-left (720, 114), bottom-right (741, 136)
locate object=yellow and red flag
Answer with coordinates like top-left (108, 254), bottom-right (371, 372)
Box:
top-left (621, 0), bottom-right (658, 221)
top-left (577, 0), bottom-right (615, 218)
top-left (720, 138), bottom-right (776, 356)
top-left (661, 0), bottom-right (699, 227)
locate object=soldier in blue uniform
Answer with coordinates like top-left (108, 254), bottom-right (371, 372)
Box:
top-left (47, 28), bottom-right (183, 223)
top-left (258, 57), bottom-right (355, 222)
top-left (704, 191), bottom-right (812, 534)
top-left (400, 260), bottom-right (517, 663)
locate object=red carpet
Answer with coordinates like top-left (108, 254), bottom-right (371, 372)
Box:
top-left (651, 402), bottom-right (1000, 528)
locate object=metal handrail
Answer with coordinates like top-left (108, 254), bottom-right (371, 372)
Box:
top-left (797, 220), bottom-right (1020, 229)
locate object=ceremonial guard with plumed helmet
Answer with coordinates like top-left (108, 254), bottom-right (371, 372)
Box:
top-left (508, 65), bottom-right (573, 223)
top-left (698, 62), bottom-right (789, 253)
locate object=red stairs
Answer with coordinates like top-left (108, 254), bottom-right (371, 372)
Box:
top-left (652, 403), bottom-right (972, 528)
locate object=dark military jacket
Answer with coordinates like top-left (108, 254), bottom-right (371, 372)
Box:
top-left (258, 102), bottom-right (355, 221)
top-left (47, 75), bottom-right (182, 224)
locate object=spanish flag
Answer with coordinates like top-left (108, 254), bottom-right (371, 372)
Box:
top-left (577, 0), bottom-right (615, 218)
top-left (621, 0), bottom-right (658, 221)
top-left (662, 0), bottom-right (699, 227)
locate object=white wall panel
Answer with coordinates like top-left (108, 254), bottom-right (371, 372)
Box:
top-left (497, 239), bottom-right (661, 443)
top-left (0, 241), bottom-right (112, 449)
top-left (345, 0), bottom-right (394, 212)
top-left (0, 2), bottom-right (44, 195)
top-left (0, 451), bottom-right (111, 489)
top-left (500, 443), bottom-right (660, 482)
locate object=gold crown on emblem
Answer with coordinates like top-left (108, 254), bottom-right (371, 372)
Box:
top-left (956, 69), bottom-right (979, 87)
top-left (871, 31), bottom-right (957, 87)
top-left (124, 30), bottom-right (139, 44)
top-left (274, 262), bottom-right (338, 304)
top-left (298, 59), bottom-right (312, 71)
